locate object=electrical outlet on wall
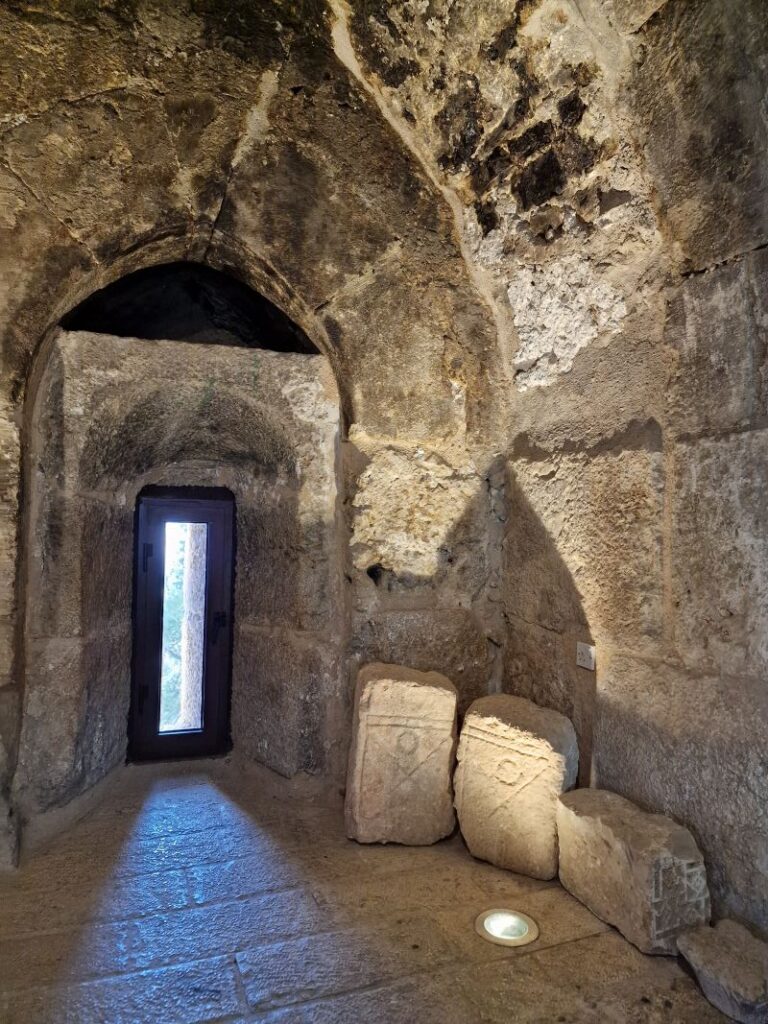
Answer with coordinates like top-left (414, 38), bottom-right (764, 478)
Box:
top-left (576, 642), bottom-right (596, 671)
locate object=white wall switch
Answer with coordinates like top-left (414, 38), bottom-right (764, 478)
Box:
top-left (576, 642), bottom-right (596, 671)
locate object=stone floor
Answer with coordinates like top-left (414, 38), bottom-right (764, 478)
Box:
top-left (0, 759), bottom-right (725, 1024)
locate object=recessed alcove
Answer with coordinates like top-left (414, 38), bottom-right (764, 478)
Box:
top-left (14, 264), bottom-right (344, 823)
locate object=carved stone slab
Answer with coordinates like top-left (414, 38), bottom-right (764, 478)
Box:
top-left (678, 920), bottom-right (768, 1024)
top-left (453, 695), bottom-right (578, 879)
top-left (345, 662), bottom-right (458, 845)
top-left (557, 789), bottom-right (711, 954)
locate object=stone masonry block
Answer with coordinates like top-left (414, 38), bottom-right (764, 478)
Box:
top-left (593, 652), bottom-right (768, 931)
top-left (345, 663), bottom-right (458, 845)
top-left (677, 920), bottom-right (768, 1024)
top-left (454, 695), bottom-right (578, 879)
top-left (557, 789), bottom-right (710, 954)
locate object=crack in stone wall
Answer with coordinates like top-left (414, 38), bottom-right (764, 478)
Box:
top-left (329, 0), bottom-right (513, 395)
top-left (341, 0), bottom-right (669, 394)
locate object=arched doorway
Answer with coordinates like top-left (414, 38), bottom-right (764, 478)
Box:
top-left (13, 262), bottom-right (344, 822)
top-left (60, 262), bottom-right (320, 354)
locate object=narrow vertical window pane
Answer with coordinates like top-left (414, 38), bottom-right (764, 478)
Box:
top-left (159, 522), bottom-right (207, 733)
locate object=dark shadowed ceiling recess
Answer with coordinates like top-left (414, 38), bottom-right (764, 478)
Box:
top-left (61, 262), bottom-right (319, 354)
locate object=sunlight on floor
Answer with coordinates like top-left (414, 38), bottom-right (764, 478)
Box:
top-left (0, 760), bottom-right (724, 1023)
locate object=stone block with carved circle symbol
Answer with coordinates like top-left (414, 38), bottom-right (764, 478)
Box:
top-left (344, 662), bottom-right (458, 845)
top-left (453, 694), bottom-right (578, 879)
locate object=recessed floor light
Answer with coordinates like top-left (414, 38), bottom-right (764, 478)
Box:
top-left (475, 908), bottom-right (539, 947)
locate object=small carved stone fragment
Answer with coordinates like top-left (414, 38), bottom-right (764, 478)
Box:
top-left (677, 919), bottom-right (768, 1024)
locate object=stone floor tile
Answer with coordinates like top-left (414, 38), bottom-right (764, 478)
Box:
top-left (0, 864), bottom-right (192, 938)
top-left (236, 916), bottom-right (460, 1012)
top-left (0, 887), bottom-right (327, 990)
top-left (0, 955), bottom-right (245, 1024)
top-left (580, 968), bottom-right (727, 1023)
top-left (311, 861), bottom-right (494, 918)
top-left (237, 973), bottom-right (481, 1024)
top-left (128, 887), bottom-right (329, 972)
top-left (452, 931), bottom-right (728, 1023)
top-left (311, 834), bottom-right (460, 880)
top-left (444, 852), bottom-right (557, 903)
top-left (18, 823), bottom-right (255, 886)
top-left (20, 809), bottom-right (344, 891)
top-left (186, 854), bottom-right (304, 906)
top-left (0, 917), bottom-right (136, 991)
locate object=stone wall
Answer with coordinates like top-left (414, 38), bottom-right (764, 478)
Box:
top-left (13, 329), bottom-right (341, 819)
top-left (342, 0), bottom-right (768, 932)
top-left (0, 0), bottom-right (766, 934)
top-left (0, 1), bottom-right (501, 864)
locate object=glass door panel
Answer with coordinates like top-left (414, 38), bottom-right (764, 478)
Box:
top-left (159, 522), bottom-right (208, 733)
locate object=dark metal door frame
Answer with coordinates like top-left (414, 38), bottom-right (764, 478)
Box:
top-left (129, 487), bottom-right (235, 761)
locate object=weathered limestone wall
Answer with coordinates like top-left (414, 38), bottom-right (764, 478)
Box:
top-left (599, 1), bottom-right (768, 932)
top-left (0, 0), bottom-right (765, 935)
top-left (0, 1), bottom-right (500, 863)
top-left (14, 330), bottom-right (341, 820)
top-left (343, 0), bottom-right (768, 931)
top-left (340, 0), bottom-right (669, 783)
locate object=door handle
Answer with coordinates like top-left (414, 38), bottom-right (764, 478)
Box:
top-left (142, 542), bottom-right (153, 573)
top-left (210, 611), bottom-right (228, 646)
top-left (137, 683), bottom-right (150, 715)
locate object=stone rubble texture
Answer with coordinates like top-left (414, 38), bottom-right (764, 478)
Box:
top-left (454, 694), bottom-right (578, 878)
top-left (557, 789), bottom-right (711, 955)
top-left (345, 663), bottom-right (458, 845)
top-left (677, 919), bottom-right (768, 1024)
top-left (0, 0), bottom-right (763, 942)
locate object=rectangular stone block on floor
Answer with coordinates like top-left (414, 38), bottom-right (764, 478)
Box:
top-left (557, 789), bottom-right (710, 954)
top-left (344, 662), bottom-right (458, 845)
top-left (453, 695), bottom-right (578, 879)
top-left (677, 919), bottom-right (768, 1024)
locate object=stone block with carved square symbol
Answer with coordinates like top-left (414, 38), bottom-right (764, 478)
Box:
top-left (345, 662), bottom-right (458, 845)
top-left (557, 789), bottom-right (711, 954)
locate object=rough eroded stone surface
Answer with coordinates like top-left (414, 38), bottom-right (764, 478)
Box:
top-left (666, 250), bottom-right (768, 440)
top-left (454, 695), bottom-right (578, 878)
top-left (677, 920), bottom-right (768, 1024)
top-left (345, 663), bottom-right (458, 845)
top-left (0, 795), bottom-right (17, 869)
top-left (632, 0), bottom-right (768, 270)
top-left (351, 609), bottom-right (493, 714)
top-left (506, 444), bottom-right (665, 652)
top-left (594, 652), bottom-right (768, 934)
top-left (557, 789), bottom-right (711, 954)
